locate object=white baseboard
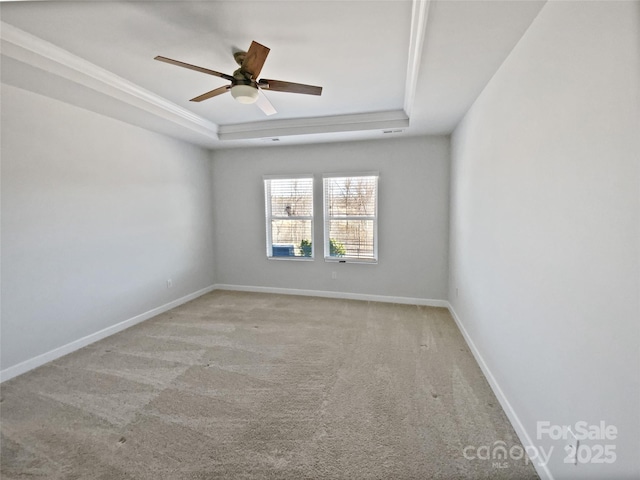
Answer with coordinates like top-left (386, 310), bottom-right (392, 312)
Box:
top-left (1, 283), bottom-right (552, 480)
top-left (0, 285), bottom-right (216, 383)
top-left (213, 283), bottom-right (449, 308)
top-left (446, 303), bottom-right (553, 480)
top-left (1, 284), bottom-right (442, 383)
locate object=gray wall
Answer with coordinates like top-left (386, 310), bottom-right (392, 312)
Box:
top-left (1, 84), bottom-right (215, 372)
top-left (212, 136), bottom-right (449, 302)
top-left (449, 2), bottom-right (639, 478)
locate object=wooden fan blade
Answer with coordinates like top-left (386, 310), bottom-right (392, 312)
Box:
top-left (255, 89), bottom-right (277, 116)
top-left (242, 41), bottom-right (270, 79)
top-left (155, 56), bottom-right (234, 81)
top-left (190, 85), bottom-right (230, 102)
top-left (258, 79), bottom-right (322, 96)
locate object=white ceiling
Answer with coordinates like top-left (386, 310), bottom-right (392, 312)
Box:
top-left (0, 0), bottom-right (546, 149)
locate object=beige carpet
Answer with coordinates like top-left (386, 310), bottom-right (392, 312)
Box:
top-left (1, 291), bottom-right (538, 479)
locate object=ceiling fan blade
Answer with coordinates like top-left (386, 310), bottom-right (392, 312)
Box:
top-left (255, 89), bottom-right (277, 116)
top-left (155, 56), bottom-right (234, 81)
top-left (242, 41), bottom-right (270, 79)
top-left (190, 85), bottom-right (230, 102)
top-left (258, 79), bottom-right (322, 96)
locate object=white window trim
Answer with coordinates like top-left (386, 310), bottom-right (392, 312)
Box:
top-left (264, 174), bottom-right (315, 261)
top-left (323, 171), bottom-right (379, 178)
top-left (323, 172), bottom-right (379, 264)
top-left (263, 173), bottom-right (314, 180)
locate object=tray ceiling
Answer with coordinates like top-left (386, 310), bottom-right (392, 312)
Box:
top-left (0, 1), bottom-right (546, 148)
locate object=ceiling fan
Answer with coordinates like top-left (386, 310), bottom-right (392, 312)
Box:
top-left (155, 41), bottom-right (322, 116)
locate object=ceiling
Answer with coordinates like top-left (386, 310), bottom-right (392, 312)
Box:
top-left (0, 0), bottom-right (546, 149)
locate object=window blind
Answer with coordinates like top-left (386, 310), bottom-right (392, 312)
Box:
top-left (264, 176), bottom-right (314, 258)
top-left (323, 174), bottom-right (378, 262)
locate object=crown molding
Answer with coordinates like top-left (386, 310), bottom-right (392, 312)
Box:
top-left (1, 0), bottom-right (428, 145)
top-left (0, 21), bottom-right (220, 141)
top-left (219, 0), bottom-right (427, 141)
top-left (218, 110), bottom-right (409, 141)
top-left (404, 0), bottom-right (431, 117)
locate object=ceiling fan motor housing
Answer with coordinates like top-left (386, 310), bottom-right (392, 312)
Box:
top-left (230, 76), bottom-right (259, 104)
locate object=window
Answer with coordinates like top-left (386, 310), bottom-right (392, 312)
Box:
top-left (264, 175), bottom-right (314, 259)
top-left (323, 173), bottom-right (378, 263)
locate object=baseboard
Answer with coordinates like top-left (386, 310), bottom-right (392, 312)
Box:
top-left (213, 283), bottom-right (449, 308)
top-left (0, 284), bottom-right (551, 479)
top-left (0, 285), bottom-right (216, 383)
top-left (446, 303), bottom-right (553, 480)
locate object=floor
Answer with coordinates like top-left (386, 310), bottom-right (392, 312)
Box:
top-left (1, 291), bottom-right (538, 479)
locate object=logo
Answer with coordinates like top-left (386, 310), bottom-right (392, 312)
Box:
top-left (463, 441), bottom-right (553, 468)
top-left (462, 421), bottom-right (618, 469)
top-left (537, 421), bottom-right (617, 465)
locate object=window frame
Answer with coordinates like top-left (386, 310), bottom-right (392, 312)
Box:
top-left (322, 172), bottom-right (379, 264)
top-left (264, 174), bottom-right (315, 261)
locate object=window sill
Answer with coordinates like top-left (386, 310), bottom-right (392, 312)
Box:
top-left (267, 256), bottom-right (315, 261)
top-left (324, 257), bottom-right (378, 265)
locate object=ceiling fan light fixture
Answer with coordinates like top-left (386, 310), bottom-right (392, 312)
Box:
top-left (230, 84), bottom-right (259, 104)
